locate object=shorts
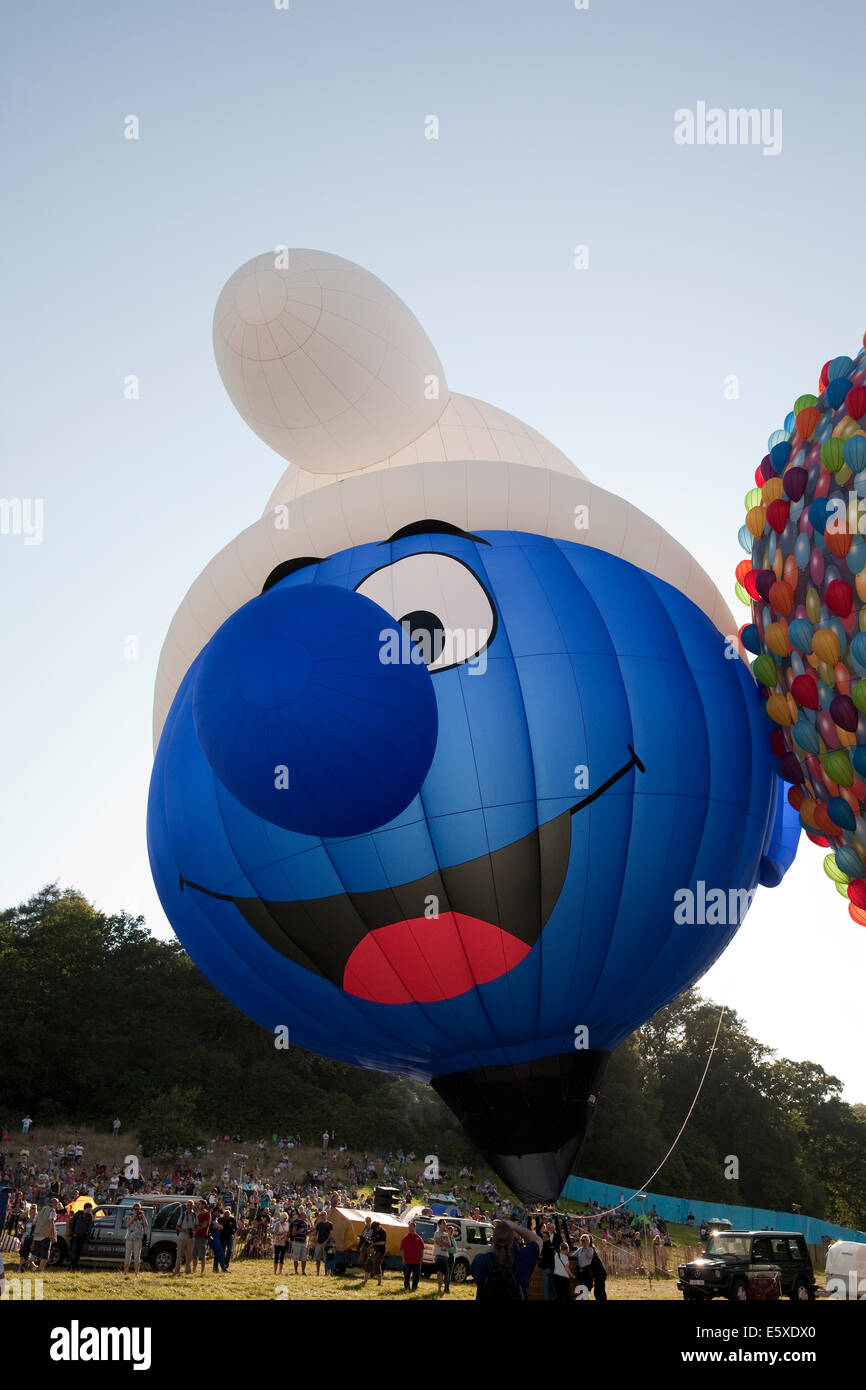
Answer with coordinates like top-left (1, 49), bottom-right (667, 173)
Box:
top-left (32, 1239), bottom-right (50, 1260)
top-left (313, 1243), bottom-right (328, 1261)
top-left (291, 1240), bottom-right (307, 1260)
top-left (434, 1254), bottom-right (449, 1271)
top-left (193, 1238), bottom-right (208, 1258)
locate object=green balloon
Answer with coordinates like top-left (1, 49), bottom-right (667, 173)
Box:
top-left (824, 853), bottom-right (849, 884)
top-left (835, 878), bottom-right (850, 897)
top-left (752, 655), bottom-right (778, 687)
top-left (821, 439), bottom-right (845, 474)
top-left (794, 394), bottom-right (818, 414)
top-left (806, 586), bottom-right (823, 624)
top-left (824, 750), bottom-right (854, 787)
top-left (852, 680), bottom-right (866, 713)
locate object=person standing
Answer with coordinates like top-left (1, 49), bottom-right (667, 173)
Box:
top-left (539, 1221), bottom-right (556, 1300)
top-left (289, 1207), bottom-right (310, 1276)
top-left (472, 1220), bottom-right (542, 1301)
top-left (218, 1208), bottom-right (236, 1269)
top-left (68, 1203), bottom-right (94, 1270)
top-left (209, 1206), bottom-right (229, 1274)
top-left (112, 1118), bottom-right (121, 1137)
top-left (357, 1215), bottom-right (374, 1277)
top-left (18, 1205), bottom-right (38, 1272)
top-left (273, 1210), bottom-right (291, 1274)
top-left (368, 1220), bottom-right (387, 1286)
top-left (193, 1201), bottom-right (211, 1277)
top-left (31, 1198), bottom-right (58, 1273)
top-left (573, 1233), bottom-right (595, 1297)
top-left (591, 1243), bottom-right (607, 1301)
top-left (174, 1201), bottom-right (196, 1275)
top-left (312, 1211), bottom-right (333, 1275)
top-left (432, 1219), bottom-right (452, 1295)
top-left (400, 1219), bottom-right (425, 1293)
top-left (21, 1116), bottom-right (32, 1135)
top-left (123, 1203), bottom-right (147, 1277)
top-left (553, 1241), bottom-right (573, 1300)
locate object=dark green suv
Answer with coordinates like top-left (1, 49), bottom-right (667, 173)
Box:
top-left (678, 1230), bottom-right (816, 1302)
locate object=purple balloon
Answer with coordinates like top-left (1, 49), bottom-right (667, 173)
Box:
top-left (830, 694), bottom-right (859, 733)
top-left (755, 570), bottom-right (776, 601)
top-left (783, 466), bottom-right (808, 501)
top-left (818, 710), bottom-right (840, 748)
top-left (810, 549), bottom-right (825, 586)
top-left (778, 752), bottom-right (805, 784)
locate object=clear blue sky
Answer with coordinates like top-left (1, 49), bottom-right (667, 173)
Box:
top-left (2, 0), bottom-right (864, 1098)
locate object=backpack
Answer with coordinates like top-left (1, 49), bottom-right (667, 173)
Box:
top-left (479, 1262), bottom-right (525, 1301)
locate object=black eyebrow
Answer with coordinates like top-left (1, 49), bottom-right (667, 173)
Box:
top-left (381, 519), bottom-right (490, 546)
top-left (261, 557), bottom-right (323, 593)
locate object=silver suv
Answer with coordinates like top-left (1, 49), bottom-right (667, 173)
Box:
top-left (414, 1216), bottom-right (493, 1284)
top-left (54, 1195), bottom-right (187, 1272)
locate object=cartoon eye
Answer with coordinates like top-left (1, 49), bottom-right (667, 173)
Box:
top-left (355, 553), bottom-right (495, 671)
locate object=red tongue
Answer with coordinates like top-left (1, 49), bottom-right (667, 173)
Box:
top-left (342, 912), bottom-right (530, 1004)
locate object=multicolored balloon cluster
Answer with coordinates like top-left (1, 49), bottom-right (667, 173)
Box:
top-left (737, 334), bottom-right (866, 926)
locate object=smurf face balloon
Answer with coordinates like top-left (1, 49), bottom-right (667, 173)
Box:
top-left (148, 249), bottom-right (798, 1201)
top-left (737, 335), bottom-right (866, 929)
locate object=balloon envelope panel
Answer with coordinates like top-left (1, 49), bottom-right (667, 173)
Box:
top-left (147, 531), bottom-right (776, 1082)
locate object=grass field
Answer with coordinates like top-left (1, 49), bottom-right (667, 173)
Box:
top-left (12, 1263), bottom-right (689, 1301)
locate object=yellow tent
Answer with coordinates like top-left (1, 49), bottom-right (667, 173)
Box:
top-left (329, 1208), bottom-right (408, 1258)
top-left (66, 1196), bottom-right (105, 1219)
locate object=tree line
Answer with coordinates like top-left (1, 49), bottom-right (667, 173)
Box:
top-left (2, 885), bottom-right (864, 1226)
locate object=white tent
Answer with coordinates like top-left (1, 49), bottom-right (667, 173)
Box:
top-left (824, 1240), bottom-right (866, 1299)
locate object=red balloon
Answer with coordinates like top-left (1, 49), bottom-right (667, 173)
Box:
top-left (820, 360), bottom-right (832, 390)
top-left (796, 407), bottom-right (821, 439)
top-left (824, 579), bottom-right (854, 618)
top-left (805, 830), bottom-right (829, 847)
top-left (770, 729), bottom-right (786, 757)
top-left (766, 499), bottom-right (790, 533)
top-left (848, 879), bottom-right (866, 909)
top-left (846, 385), bottom-right (866, 421)
top-left (791, 673), bottom-right (820, 709)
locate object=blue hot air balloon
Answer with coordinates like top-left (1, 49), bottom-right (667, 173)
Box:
top-left (148, 251), bottom-right (799, 1201)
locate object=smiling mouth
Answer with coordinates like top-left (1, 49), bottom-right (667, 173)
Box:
top-left (181, 745), bottom-right (644, 1005)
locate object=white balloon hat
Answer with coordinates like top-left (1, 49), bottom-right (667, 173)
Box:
top-left (153, 249), bottom-right (735, 746)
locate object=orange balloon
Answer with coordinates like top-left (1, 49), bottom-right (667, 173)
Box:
top-left (838, 727), bottom-right (857, 749)
top-left (842, 786), bottom-right (861, 817)
top-left (765, 692), bottom-right (793, 725)
top-left (825, 528), bottom-right (852, 560)
top-left (772, 550), bottom-right (783, 580)
top-left (849, 903), bottom-right (866, 926)
top-left (765, 621), bottom-right (791, 656)
top-left (814, 803), bottom-right (835, 835)
top-left (783, 554), bottom-right (798, 589)
top-left (762, 477), bottom-right (784, 503)
top-left (769, 580), bottom-right (794, 615)
top-left (799, 798), bottom-right (818, 828)
top-left (835, 662), bottom-right (851, 697)
top-left (812, 628), bottom-right (841, 665)
top-left (746, 505), bottom-right (766, 538)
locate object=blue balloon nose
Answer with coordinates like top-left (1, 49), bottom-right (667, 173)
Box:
top-left (192, 582), bottom-right (438, 837)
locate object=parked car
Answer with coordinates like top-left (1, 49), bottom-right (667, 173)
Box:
top-left (678, 1230), bottom-right (816, 1302)
top-left (413, 1215), bottom-right (493, 1283)
top-left (52, 1198), bottom-right (185, 1273)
